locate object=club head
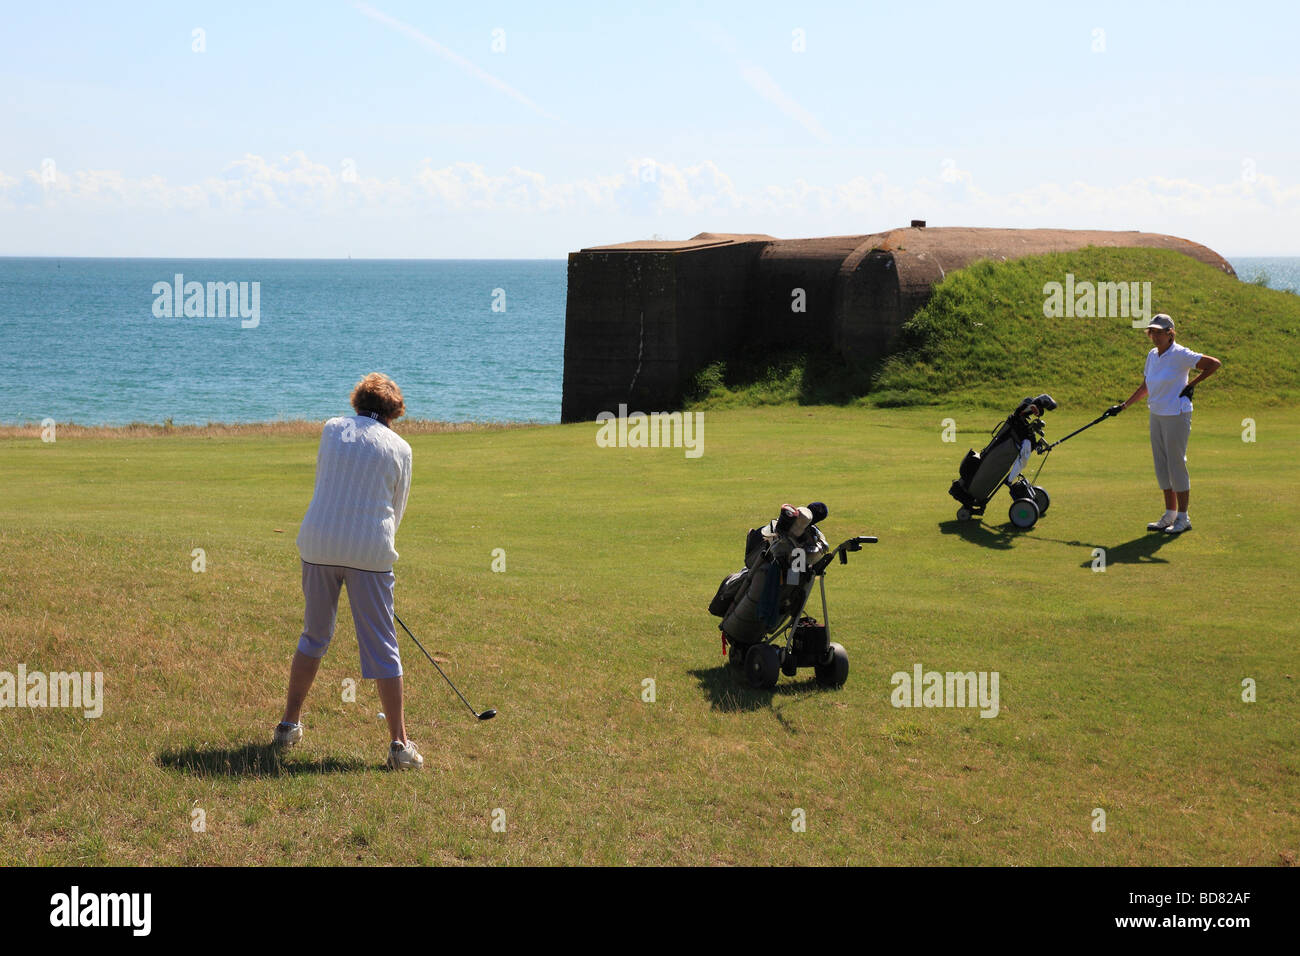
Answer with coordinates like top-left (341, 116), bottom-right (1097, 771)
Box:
top-left (477, 709), bottom-right (497, 721)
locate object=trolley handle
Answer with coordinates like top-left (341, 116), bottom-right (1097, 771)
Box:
top-left (1044, 412), bottom-right (1111, 451)
top-left (815, 535), bottom-right (878, 570)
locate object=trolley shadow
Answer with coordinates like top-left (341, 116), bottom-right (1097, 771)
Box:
top-left (938, 518), bottom-right (1021, 550)
top-left (156, 743), bottom-right (369, 778)
top-left (690, 664), bottom-right (839, 720)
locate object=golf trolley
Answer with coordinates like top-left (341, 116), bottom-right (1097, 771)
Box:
top-left (708, 503), bottom-right (876, 690)
top-left (949, 394), bottom-right (1114, 529)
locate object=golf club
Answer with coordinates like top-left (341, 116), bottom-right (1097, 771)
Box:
top-left (1023, 410), bottom-right (1114, 489)
top-left (1044, 411), bottom-right (1111, 451)
top-left (393, 613), bottom-right (497, 721)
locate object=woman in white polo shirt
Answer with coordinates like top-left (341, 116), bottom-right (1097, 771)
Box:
top-left (272, 372), bottom-right (423, 770)
top-left (1106, 314), bottom-right (1221, 535)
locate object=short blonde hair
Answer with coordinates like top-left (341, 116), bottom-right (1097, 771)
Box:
top-left (350, 372), bottom-right (406, 421)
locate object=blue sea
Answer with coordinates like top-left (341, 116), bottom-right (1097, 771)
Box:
top-left (0, 255), bottom-right (1294, 426)
top-left (0, 258), bottom-right (566, 425)
top-left (1229, 257), bottom-right (1300, 294)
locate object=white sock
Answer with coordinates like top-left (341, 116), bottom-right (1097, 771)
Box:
top-left (1162, 509), bottom-right (1176, 520)
top-left (1177, 511), bottom-right (1188, 520)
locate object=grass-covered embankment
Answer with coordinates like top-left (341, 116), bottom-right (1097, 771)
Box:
top-left (688, 247), bottom-right (1300, 412)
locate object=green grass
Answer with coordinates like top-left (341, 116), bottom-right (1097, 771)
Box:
top-left (688, 248), bottom-right (1300, 412)
top-left (1, 405), bottom-right (1297, 865)
top-left (687, 349), bottom-right (878, 409)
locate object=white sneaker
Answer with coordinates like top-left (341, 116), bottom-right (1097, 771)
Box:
top-left (1164, 515), bottom-right (1192, 534)
top-left (387, 739), bottom-right (424, 770)
top-left (1146, 513), bottom-right (1176, 532)
top-left (273, 721), bottom-right (303, 748)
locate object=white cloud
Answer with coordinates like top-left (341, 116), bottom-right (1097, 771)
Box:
top-left (1, 154), bottom-right (1297, 253)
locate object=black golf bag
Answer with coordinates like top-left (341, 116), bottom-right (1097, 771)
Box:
top-left (707, 503), bottom-right (876, 689)
top-left (949, 394), bottom-right (1055, 528)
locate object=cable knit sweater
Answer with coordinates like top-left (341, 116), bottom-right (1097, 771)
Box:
top-left (296, 416), bottom-right (412, 572)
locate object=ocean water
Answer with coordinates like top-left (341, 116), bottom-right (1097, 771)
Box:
top-left (1228, 257), bottom-right (1300, 294)
top-left (0, 258), bottom-right (566, 425)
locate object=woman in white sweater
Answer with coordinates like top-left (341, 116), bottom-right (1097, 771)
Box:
top-left (273, 373), bottom-right (422, 770)
top-left (1107, 314), bottom-right (1221, 535)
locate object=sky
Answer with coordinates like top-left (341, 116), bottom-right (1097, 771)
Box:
top-left (1, 0), bottom-right (1297, 258)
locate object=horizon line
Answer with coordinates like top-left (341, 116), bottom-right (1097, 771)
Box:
top-left (2, 252), bottom-right (1299, 261)
top-left (0, 255), bottom-right (571, 262)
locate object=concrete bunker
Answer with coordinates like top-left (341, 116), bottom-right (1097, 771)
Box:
top-left (560, 224), bottom-right (1235, 422)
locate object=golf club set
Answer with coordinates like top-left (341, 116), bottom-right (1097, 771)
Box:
top-left (709, 502), bottom-right (877, 689)
top-left (948, 393), bottom-right (1114, 529)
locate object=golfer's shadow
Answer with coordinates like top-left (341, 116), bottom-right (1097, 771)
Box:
top-left (156, 743), bottom-right (368, 778)
top-left (689, 664), bottom-right (831, 729)
top-left (1070, 533), bottom-right (1177, 567)
top-left (938, 518), bottom-right (1019, 550)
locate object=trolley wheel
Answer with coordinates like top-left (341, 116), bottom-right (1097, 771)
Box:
top-left (780, 648), bottom-right (799, 677)
top-left (1032, 486), bottom-right (1050, 513)
top-left (728, 640), bottom-right (750, 669)
top-left (1008, 497), bottom-right (1040, 529)
top-left (745, 644), bottom-right (781, 689)
top-left (956, 507), bottom-right (972, 521)
top-left (814, 643), bottom-right (849, 688)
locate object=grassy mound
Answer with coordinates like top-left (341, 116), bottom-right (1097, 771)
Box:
top-left (688, 247), bottom-right (1300, 412)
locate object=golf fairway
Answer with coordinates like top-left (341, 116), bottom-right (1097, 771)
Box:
top-left (0, 405), bottom-right (1296, 865)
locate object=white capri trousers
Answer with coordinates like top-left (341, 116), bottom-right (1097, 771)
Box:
top-left (1149, 412), bottom-right (1192, 492)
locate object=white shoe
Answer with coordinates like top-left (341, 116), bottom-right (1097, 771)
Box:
top-left (273, 721), bottom-right (303, 748)
top-left (387, 739), bottom-right (424, 770)
top-left (1146, 513), bottom-right (1176, 532)
top-left (1164, 515), bottom-right (1192, 534)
